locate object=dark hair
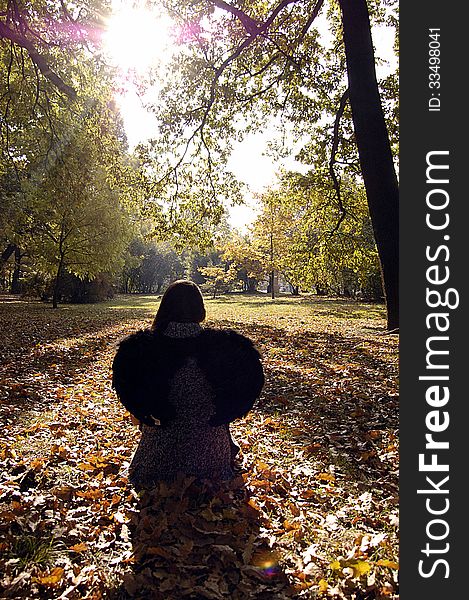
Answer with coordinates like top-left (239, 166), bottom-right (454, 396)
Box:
top-left (152, 280), bottom-right (206, 332)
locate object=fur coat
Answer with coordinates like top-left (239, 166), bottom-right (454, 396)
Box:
top-left (111, 323), bottom-right (264, 484)
top-left (112, 324), bottom-right (264, 427)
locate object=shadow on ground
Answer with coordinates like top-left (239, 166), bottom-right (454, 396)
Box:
top-left (111, 475), bottom-right (295, 600)
top-left (231, 321), bottom-right (399, 492)
top-left (0, 300), bottom-right (152, 422)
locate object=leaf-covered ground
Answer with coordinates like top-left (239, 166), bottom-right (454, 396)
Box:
top-left (0, 294), bottom-right (399, 599)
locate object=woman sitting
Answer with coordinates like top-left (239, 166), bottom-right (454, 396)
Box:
top-left (112, 280), bottom-right (264, 487)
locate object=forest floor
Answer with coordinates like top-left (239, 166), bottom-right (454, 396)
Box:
top-left (0, 293), bottom-right (399, 599)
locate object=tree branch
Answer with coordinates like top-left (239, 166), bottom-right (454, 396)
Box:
top-left (155, 0), bottom-right (323, 202)
top-left (297, 0), bottom-right (325, 42)
top-left (209, 0), bottom-right (301, 37)
top-left (328, 89), bottom-right (349, 235)
top-left (0, 21), bottom-right (77, 99)
top-left (208, 0), bottom-right (259, 34)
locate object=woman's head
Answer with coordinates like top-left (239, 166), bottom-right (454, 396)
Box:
top-left (152, 280), bottom-right (206, 331)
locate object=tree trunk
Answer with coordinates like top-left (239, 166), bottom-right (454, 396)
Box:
top-left (1, 243), bottom-right (16, 274)
top-left (269, 227), bottom-right (275, 299)
top-left (316, 285), bottom-right (326, 296)
top-left (10, 246), bottom-right (22, 294)
top-left (247, 278), bottom-right (257, 293)
top-left (52, 258), bottom-right (64, 309)
top-left (339, 0), bottom-right (399, 330)
top-left (267, 272), bottom-right (276, 299)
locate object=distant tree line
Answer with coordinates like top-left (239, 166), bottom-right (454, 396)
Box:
top-left (0, 0), bottom-right (394, 308)
top-left (1, 166), bottom-right (383, 303)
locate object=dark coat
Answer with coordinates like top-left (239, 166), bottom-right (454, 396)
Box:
top-left (112, 327), bottom-right (264, 427)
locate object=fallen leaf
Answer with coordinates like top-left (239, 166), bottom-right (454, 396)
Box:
top-left (69, 542), bottom-right (88, 552)
top-left (377, 559), bottom-right (399, 570)
top-left (34, 567), bottom-right (64, 587)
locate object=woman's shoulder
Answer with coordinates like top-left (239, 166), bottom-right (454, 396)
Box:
top-left (115, 328), bottom-right (196, 366)
top-left (117, 328), bottom-right (156, 349)
top-left (114, 329), bottom-right (169, 361)
top-left (199, 327), bottom-right (260, 353)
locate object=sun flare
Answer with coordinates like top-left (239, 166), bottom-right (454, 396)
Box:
top-left (103, 2), bottom-right (175, 74)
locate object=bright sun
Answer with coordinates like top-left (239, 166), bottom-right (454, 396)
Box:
top-left (103, 2), bottom-right (175, 74)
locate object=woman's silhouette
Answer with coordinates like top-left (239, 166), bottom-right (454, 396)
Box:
top-left (112, 280), bottom-right (264, 487)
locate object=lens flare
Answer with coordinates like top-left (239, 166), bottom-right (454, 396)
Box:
top-left (103, 2), bottom-right (175, 74)
top-left (252, 550), bottom-right (281, 578)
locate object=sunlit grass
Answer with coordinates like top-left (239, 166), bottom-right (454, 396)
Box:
top-left (106, 295), bottom-right (160, 312)
top-left (102, 292), bottom-right (387, 335)
top-left (8, 535), bottom-right (64, 570)
top-left (101, 292), bottom-right (385, 321)
top-left (0, 292), bottom-right (386, 337)
top-left (204, 293), bottom-right (386, 329)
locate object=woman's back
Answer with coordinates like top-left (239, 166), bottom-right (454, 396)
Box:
top-left (128, 324), bottom-right (233, 485)
top-left (112, 280), bottom-right (264, 486)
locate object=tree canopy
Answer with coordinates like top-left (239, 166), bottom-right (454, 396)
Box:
top-left (1, 0), bottom-right (398, 321)
top-left (1, 13), bottom-right (135, 305)
top-left (139, 0), bottom-right (399, 325)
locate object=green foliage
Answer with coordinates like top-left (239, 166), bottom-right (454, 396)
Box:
top-left (198, 263), bottom-right (239, 297)
top-left (221, 232), bottom-right (265, 292)
top-left (250, 170), bottom-right (382, 299)
top-left (25, 119), bottom-right (130, 275)
top-left (0, 19), bottom-right (139, 303)
top-left (143, 0), bottom-right (398, 182)
top-left (182, 246), bottom-right (222, 285)
top-left (120, 238), bottom-right (185, 294)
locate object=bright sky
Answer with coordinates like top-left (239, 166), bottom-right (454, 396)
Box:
top-left (104, 2), bottom-right (397, 232)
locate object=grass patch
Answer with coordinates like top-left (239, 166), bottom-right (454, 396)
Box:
top-left (8, 535), bottom-right (64, 570)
